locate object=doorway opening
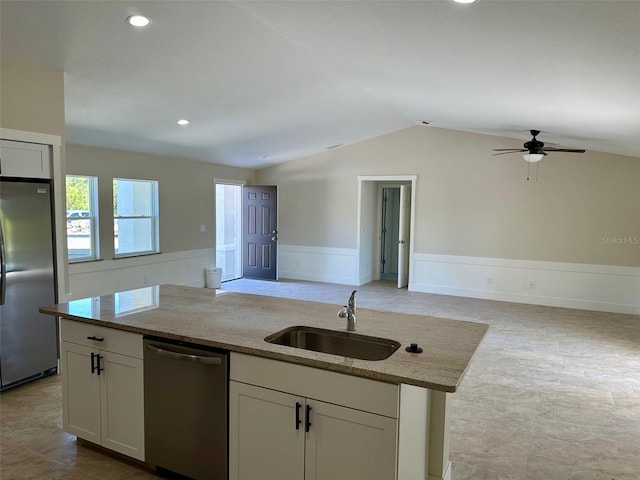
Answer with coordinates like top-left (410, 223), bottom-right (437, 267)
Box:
top-left (215, 181), bottom-right (243, 282)
top-left (215, 182), bottom-right (278, 283)
top-left (357, 176), bottom-right (416, 289)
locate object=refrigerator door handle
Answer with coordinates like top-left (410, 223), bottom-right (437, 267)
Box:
top-left (0, 219), bottom-right (6, 305)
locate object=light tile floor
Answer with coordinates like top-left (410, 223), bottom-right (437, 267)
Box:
top-left (1, 279), bottom-right (638, 480)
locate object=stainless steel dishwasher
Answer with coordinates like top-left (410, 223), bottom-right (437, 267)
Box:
top-left (144, 337), bottom-right (228, 480)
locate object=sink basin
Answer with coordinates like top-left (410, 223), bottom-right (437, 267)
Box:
top-left (265, 326), bottom-right (401, 361)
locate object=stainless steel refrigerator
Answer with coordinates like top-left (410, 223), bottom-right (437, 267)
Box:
top-left (0, 178), bottom-right (58, 391)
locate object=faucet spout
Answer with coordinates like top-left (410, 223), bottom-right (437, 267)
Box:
top-left (338, 290), bottom-right (357, 331)
top-left (348, 290), bottom-right (357, 312)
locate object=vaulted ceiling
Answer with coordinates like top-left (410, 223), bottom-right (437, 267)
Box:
top-left (2, 1), bottom-right (639, 168)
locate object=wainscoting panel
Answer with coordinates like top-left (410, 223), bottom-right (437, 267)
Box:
top-left (70, 247), bottom-right (639, 314)
top-left (410, 253), bottom-right (640, 315)
top-left (68, 248), bottom-right (216, 299)
top-left (277, 245), bottom-right (359, 286)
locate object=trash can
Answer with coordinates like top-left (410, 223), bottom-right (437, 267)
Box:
top-left (206, 267), bottom-right (222, 289)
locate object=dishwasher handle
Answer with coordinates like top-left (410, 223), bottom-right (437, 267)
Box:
top-left (146, 343), bottom-right (223, 366)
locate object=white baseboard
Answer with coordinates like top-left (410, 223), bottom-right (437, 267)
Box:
top-left (68, 248), bottom-right (215, 299)
top-left (427, 461), bottom-right (452, 480)
top-left (278, 245), bottom-right (359, 285)
top-left (411, 253), bottom-right (640, 315)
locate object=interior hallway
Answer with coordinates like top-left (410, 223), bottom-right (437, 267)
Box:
top-left (1, 279), bottom-right (638, 479)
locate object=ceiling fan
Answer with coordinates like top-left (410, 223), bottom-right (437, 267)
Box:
top-left (492, 130), bottom-right (586, 163)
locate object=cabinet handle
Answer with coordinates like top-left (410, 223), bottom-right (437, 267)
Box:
top-left (305, 405), bottom-right (312, 432)
top-left (96, 354), bottom-right (104, 375)
top-left (295, 402), bottom-right (302, 430)
top-left (0, 220), bottom-right (6, 305)
top-left (87, 335), bottom-right (104, 342)
top-left (91, 352), bottom-right (104, 375)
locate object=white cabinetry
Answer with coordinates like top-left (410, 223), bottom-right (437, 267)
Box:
top-left (305, 399), bottom-right (398, 480)
top-left (0, 139), bottom-right (50, 178)
top-left (230, 353), bottom-right (400, 480)
top-left (231, 383), bottom-right (305, 480)
top-left (60, 319), bottom-right (145, 461)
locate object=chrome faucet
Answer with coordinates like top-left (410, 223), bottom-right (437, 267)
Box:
top-left (338, 290), bottom-right (357, 331)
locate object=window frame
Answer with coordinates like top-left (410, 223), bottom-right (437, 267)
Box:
top-left (113, 178), bottom-right (160, 258)
top-left (66, 174), bottom-right (100, 263)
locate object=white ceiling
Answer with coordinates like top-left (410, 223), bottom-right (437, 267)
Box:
top-left (2, 0), bottom-right (639, 168)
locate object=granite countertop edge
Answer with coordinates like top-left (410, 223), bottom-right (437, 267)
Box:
top-left (40, 285), bottom-right (490, 393)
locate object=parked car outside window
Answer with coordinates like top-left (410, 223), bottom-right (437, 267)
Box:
top-left (66, 210), bottom-right (90, 222)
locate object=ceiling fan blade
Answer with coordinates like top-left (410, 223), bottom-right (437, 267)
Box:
top-left (543, 148), bottom-right (586, 153)
top-left (491, 150), bottom-right (525, 156)
top-left (492, 148), bottom-right (526, 152)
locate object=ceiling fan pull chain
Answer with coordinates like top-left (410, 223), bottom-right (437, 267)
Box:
top-left (527, 161), bottom-right (530, 181)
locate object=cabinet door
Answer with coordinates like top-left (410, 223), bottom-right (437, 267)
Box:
top-left (305, 400), bottom-right (398, 480)
top-left (60, 342), bottom-right (101, 444)
top-left (100, 351), bottom-right (145, 461)
top-left (229, 382), bottom-right (305, 480)
top-left (0, 140), bottom-right (50, 178)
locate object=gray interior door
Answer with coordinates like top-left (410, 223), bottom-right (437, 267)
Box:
top-left (381, 188), bottom-right (400, 278)
top-left (242, 185), bottom-right (277, 280)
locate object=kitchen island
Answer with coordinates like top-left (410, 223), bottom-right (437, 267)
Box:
top-left (40, 284), bottom-right (488, 480)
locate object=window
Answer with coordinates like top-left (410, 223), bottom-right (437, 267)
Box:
top-left (66, 175), bottom-right (99, 262)
top-left (113, 178), bottom-right (159, 257)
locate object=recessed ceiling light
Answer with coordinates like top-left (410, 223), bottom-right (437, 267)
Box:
top-left (177, 119), bottom-right (190, 126)
top-left (126, 14), bottom-right (151, 27)
top-left (453, 0), bottom-right (477, 3)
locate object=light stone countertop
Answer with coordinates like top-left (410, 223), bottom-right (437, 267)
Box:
top-left (40, 284), bottom-right (489, 393)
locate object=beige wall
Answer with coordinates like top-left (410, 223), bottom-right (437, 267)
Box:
top-left (1, 56), bottom-right (65, 137)
top-left (257, 126), bottom-right (640, 267)
top-left (1, 55), bottom-right (70, 297)
top-left (66, 144), bottom-right (255, 258)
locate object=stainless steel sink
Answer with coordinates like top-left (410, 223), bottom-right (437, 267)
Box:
top-left (265, 326), bottom-right (400, 361)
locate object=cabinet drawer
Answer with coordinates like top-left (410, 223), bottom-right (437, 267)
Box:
top-left (61, 319), bottom-right (143, 358)
top-left (231, 353), bottom-right (399, 418)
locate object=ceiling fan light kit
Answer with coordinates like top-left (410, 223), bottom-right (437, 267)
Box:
top-left (522, 153), bottom-right (545, 163)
